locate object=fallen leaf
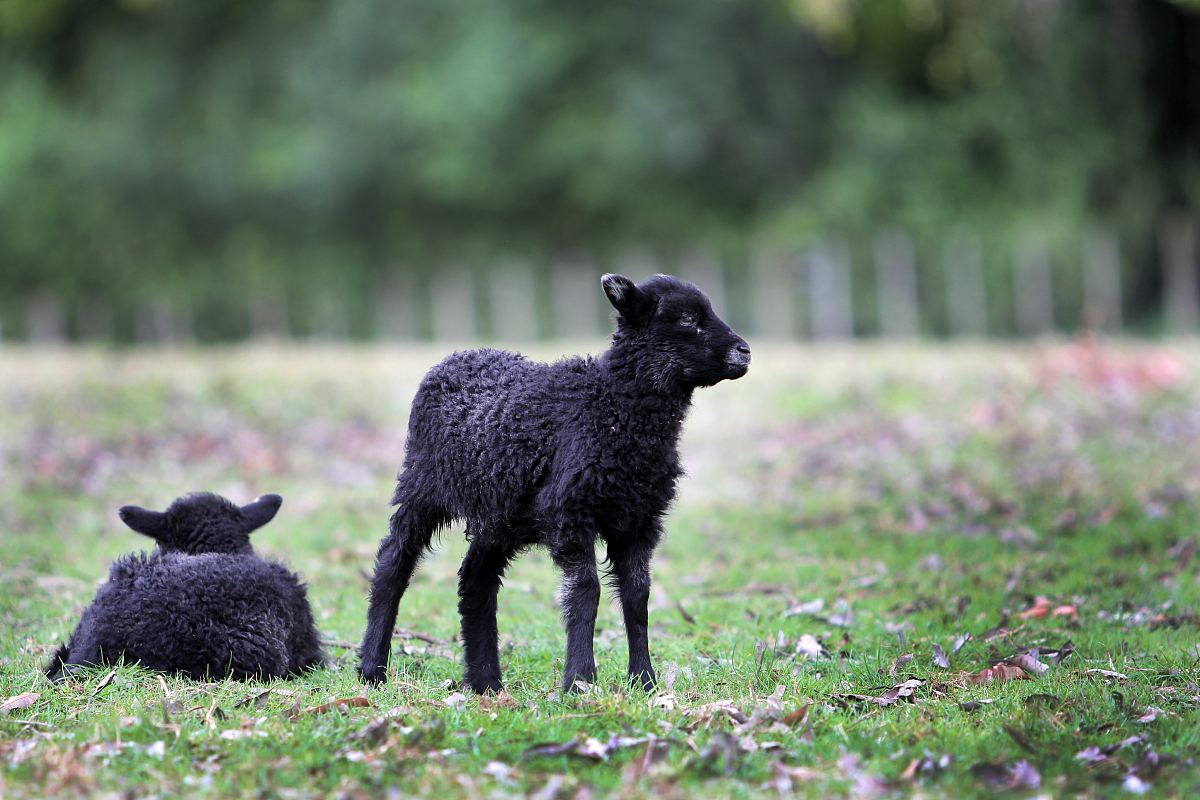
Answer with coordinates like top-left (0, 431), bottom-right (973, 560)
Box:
top-left (932, 645), bottom-right (950, 669)
top-left (951, 633), bottom-right (972, 654)
top-left (675, 601), bottom-right (696, 625)
top-left (890, 653), bottom-right (914, 676)
top-left (1135, 706), bottom-right (1166, 724)
top-left (522, 734), bottom-right (651, 763)
top-left (781, 704), bottom-right (811, 728)
top-left (1086, 668), bottom-right (1129, 681)
top-left (1009, 650), bottom-right (1050, 677)
top-left (971, 759), bottom-right (1041, 790)
top-left (479, 692), bottom-right (517, 711)
top-left (794, 634), bottom-right (825, 660)
top-left (783, 598), bottom-right (825, 617)
top-left (0, 692), bottom-right (40, 715)
top-left (293, 696), bottom-right (371, 717)
top-left (442, 692), bottom-right (468, 710)
top-left (967, 663), bottom-right (1029, 685)
top-left (1019, 596), bottom-right (1053, 620)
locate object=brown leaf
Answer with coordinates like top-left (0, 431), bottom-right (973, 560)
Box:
top-left (293, 696), bottom-right (371, 718)
top-left (1018, 596), bottom-right (1053, 620)
top-left (890, 652), bottom-right (914, 676)
top-left (479, 691), bottom-right (518, 710)
top-left (675, 601), bottom-right (696, 625)
top-left (781, 704), bottom-right (811, 728)
top-left (0, 692), bottom-right (40, 715)
top-left (967, 663), bottom-right (1029, 685)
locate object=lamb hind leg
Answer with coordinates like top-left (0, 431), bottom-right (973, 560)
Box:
top-left (607, 540), bottom-right (658, 692)
top-left (458, 537), bottom-right (516, 693)
top-left (552, 544), bottom-right (600, 692)
top-left (358, 498), bottom-right (447, 685)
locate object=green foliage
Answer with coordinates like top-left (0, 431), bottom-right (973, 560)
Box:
top-left (0, 1), bottom-right (1193, 339)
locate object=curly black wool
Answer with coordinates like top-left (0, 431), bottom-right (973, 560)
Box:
top-left (46, 492), bottom-right (324, 682)
top-left (359, 273), bottom-right (751, 693)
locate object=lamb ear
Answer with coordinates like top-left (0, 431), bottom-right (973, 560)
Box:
top-left (601, 274), bottom-right (654, 324)
top-left (241, 494), bottom-right (283, 533)
top-left (119, 506), bottom-right (167, 540)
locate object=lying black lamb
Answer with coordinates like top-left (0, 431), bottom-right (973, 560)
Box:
top-left (46, 492), bottom-right (324, 682)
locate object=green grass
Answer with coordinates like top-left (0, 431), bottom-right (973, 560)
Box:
top-left (2, 341), bottom-right (1199, 798)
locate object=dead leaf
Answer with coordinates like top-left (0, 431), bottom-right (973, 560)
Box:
top-left (442, 692), bottom-right (467, 710)
top-left (890, 653), bottom-right (914, 676)
top-left (675, 601), bottom-right (696, 625)
top-left (0, 692), bottom-right (40, 715)
top-left (794, 634), bottom-right (825, 660)
top-left (1019, 596), bottom-right (1053, 620)
top-left (783, 598), bottom-right (825, 617)
top-left (1086, 668), bottom-right (1129, 681)
top-left (781, 704), bottom-right (811, 728)
top-left (479, 692), bottom-right (517, 710)
top-left (1009, 650), bottom-right (1050, 677)
top-left (522, 734), bottom-right (650, 763)
top-left (900, 753), bottom-right (951, 781)
top-left (972, 759), bottom-right (1041, 791)
top-left (967, 663), bottom-right (1029, 685)
top-left (293, 696), bottom-right (371, 718)
top-left (1135, 706), bottom-right (1166, 724)
top-left (345, 718), bottom-right (390, 747)
top-left (951, 632), bottom-right (972, 654)
top-left (932, 645), bottom-right (950, 669)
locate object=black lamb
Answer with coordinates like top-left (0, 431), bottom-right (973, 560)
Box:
top-left (45, 492), bottom-right (324, 682)
top-left (359, 273), bottom-right (751, 693)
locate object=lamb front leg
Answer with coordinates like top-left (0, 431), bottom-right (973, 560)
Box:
top-left (607, 540), bottom-right (657, 692)
top-left (552, 544), bottom-right (600, 692)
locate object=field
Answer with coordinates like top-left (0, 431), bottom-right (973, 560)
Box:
top-left (2, 340), bottom-right (1199, 798)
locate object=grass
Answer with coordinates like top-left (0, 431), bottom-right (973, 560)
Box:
top-left (1, 340), bottom-right (1199, 798)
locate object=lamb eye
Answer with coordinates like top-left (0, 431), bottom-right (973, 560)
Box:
top-left (679, 314), bottom-right (697, 327)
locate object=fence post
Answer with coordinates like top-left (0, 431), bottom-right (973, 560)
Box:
top-left (76, 301), bottom-right (115, 343)
top-left (943, 232), bottom-right (988, 337)
top-left (430, 265), bottom-right (477, 342)
top-left (550, 257), bottom-right (604, 339)
top-left (808, 242), bottom-right (853, 339)
top-left (489, 261), bottom-right (539, 342)
top-left (874, 229), bottom-right (920, 338)
top-left (26, 293), bottom-right (65, 343)
top-left (376, 268), bottom-right (422, 341)
top-left (749, 247), bottom-right (800, 339)
top-left (1013, 238), bottom-right (1054, 336)
top-left (249, 288), bottom-right (290, 340)
top-left (1081, 227), bottom-right (1123, 331)
top-left (1160, 214), bottom-right (1198, 334)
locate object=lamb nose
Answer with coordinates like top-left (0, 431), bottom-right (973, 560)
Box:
top-left (736, 343), bottom-right (751, 355)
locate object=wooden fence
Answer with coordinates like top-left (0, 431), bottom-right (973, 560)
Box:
top-left (8, 219), bottom-right (1200, 343)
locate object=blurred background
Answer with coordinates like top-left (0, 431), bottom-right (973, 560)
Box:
top-left (0, 0), bottom-right (1198, 344)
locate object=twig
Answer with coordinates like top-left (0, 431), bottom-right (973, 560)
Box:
top-left (0, 718), bottom-right (54, 728)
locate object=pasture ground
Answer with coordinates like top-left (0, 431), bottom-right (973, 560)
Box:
top-left (1, 341), bottom-right (1199, 798)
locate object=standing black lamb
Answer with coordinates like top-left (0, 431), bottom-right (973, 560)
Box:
top-left (359, 273), bottom-right (751, 693)
top-left (46, 492), bottom-right (324, 682)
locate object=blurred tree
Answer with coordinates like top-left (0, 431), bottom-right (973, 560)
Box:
top-left (0, 0), bottom-right (1195, 339)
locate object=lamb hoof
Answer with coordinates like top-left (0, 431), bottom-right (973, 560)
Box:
top-left (465, 676), bottom-right (504, 694)
top-left (357, 664), bottom-right (387, 686)
top-left (628, 670), bottom-right (657, 693)
top-left (562, 673), bottom-right (597, 694)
